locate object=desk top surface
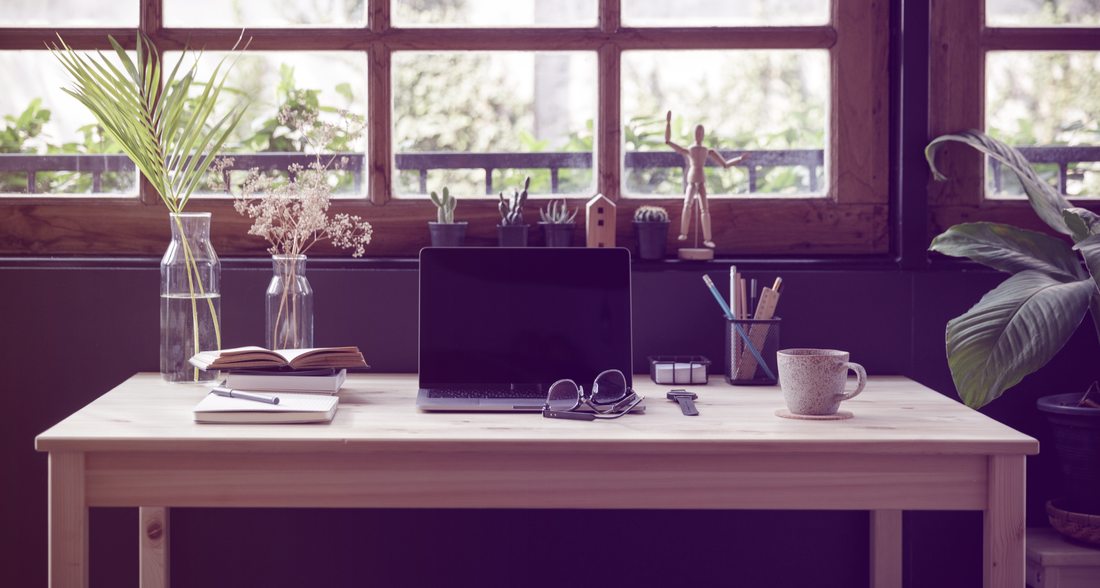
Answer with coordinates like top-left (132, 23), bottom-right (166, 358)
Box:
top-left (36, 374), bottom-right (1038, 455)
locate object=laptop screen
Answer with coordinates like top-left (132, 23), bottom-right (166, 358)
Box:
top-left (419, 248), bottom-right (632, 389)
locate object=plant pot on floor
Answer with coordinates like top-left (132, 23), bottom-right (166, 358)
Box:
top-left (1038, 393), bottom-right (1100, 516)
top-left (429, 222), bottom-right (468, 247)
top-left (634, 220), bottom-right (670, 260)
top-left (498, 224), bottom-right (529, 247)
top-left (540, 222), bottom-right (575, 247)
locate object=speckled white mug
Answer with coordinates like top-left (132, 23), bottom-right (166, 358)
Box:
top-left (777, 349), bottom-right (866, 416)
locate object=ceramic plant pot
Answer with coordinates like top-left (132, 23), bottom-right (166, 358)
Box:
top-left (633, 220), bottom-right (670, 260)
top-left (1038, 393), bottom-right (1100, 516)
top-left (497, 224), bottom-right (529, 247)
top-left (540, 222), bottom-right (575, 247)
top-left (429, 222), bottom-right (468, 247)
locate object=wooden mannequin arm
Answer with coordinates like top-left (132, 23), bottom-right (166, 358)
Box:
top-left (709, 150), bottom-right (747, 168)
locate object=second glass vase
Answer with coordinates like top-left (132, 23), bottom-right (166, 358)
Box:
top-left (266, 254), bottom-right (314, 350)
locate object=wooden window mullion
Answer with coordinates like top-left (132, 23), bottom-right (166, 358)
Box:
top-left (368, 0), bottom-right (391, 205)
top-left (598, 0), bottom-right (621, 201)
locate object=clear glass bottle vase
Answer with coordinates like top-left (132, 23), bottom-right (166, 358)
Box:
top-left (160, 212), bottom-right (222, 383)
top-left (266, 254), bottom-right (314, 350)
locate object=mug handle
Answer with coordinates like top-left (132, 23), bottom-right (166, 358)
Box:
top-left (838, 362), bottom-right (866, 401)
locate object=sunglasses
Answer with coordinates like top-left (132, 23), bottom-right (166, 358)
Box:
top-left (543, 369), bottom-right (645, 421)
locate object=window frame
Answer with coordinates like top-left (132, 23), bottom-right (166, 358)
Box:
top-left (0, 0), bottom-right (889, 257)
top-left (929, 0), bottom-right (1100, 240)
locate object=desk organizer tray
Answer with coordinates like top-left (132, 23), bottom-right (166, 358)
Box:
top-left (648, 356), bottom-right (711, 385)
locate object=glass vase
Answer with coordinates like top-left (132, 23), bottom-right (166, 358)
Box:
top-left (266, 254), bottom-right (314, 350)
top-left (160, 212), bottom-right (222, 383)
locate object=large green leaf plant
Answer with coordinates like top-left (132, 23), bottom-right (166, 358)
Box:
top-left (928, 130), bottom-right (1100, 408)
top-left (51, 33), bottom-right (249, 378)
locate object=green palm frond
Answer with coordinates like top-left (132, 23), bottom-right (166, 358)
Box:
top-left (50, 32), bottom-right (248, 212)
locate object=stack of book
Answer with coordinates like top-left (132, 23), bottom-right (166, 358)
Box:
top-left (189, 346), bottom-right (368, 424)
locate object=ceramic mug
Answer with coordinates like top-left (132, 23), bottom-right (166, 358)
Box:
top-left (777, 349), bottom-right (867, 416)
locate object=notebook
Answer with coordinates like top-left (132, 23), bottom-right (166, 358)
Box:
top-left (193, 391), bottom-right (339, 424)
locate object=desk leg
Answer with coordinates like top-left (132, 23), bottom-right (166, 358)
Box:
top-left (871, 509), bottom-right (903, 588)
top-left (985, 455), bottom-right (1025, 588)
top-left (49, 452), bottom-right (87, 588)
top-left (140, 507), bottom-right (170, 588)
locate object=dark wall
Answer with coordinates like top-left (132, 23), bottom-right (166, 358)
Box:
top-left (1, 259), bottom-right (1086, 588)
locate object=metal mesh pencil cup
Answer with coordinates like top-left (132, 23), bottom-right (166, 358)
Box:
top-left (725, 317), bottom-right (780, 385)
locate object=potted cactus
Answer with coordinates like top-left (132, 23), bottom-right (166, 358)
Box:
top-left (498, 176), bottom-right (531, 247)
top-left (428, 187), bottom-right (466, 247)
top-left (633, 205), bottom-right (671, 260)
top-left (539, 199), bottom-right (577, 247)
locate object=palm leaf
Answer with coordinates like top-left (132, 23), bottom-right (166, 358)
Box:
top-left (926, 130), bottom-right (1073, 237)
top-left (50, 32), bottom-right (249, 212)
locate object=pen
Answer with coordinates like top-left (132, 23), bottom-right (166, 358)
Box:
top-left (212, 387), bottom-right (280, 405)
top-left (749, 279), bottom-right (758, 317)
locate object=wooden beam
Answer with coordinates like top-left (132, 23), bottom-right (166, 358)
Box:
top-left (982, 27), bottom-right (1100, 51)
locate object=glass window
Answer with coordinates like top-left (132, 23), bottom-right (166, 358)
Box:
top-left (622, 0), bottom-right (829, 27)
top-left (986, 51), bottom-right (1100, 197)
top-left (0, 52), bottom-right (137, 196)
top-left (165, 51), bottom-right (369, 196)
top-left (393, 51), bottom-right (596, 197)
top-left (621, 50), bottom-right (829, 197)
top-left (0, 0), bottom-right (137, 26)
top-left (393, 0), bottom-right (596, 27)
top-left (165, 0), bottom-right (365, 27)
top-left (987, 0), bottom-right (1100, 27)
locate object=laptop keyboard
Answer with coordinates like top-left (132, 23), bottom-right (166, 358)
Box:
top-left (427, 386), bottom-right (546, 399)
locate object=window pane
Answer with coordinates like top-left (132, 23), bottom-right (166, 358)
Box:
top-left (987, 0), bottom-right (1100, 27)
top-left (623, 0), bottom-right (829, 27)
top-left (393, 51), bottom-right (596, 197)
top-left (986, 51), bottom-right (1100, 198)
top-left (0, 0), bottom-right (136, 26)
top-left (622, 50), bottom-right (829, 197)
top-left (166, 51), bottom-right (369, 196)
top-left (165, 0), bottom-right (365, 27)
top-left (0, 52), bottom-right (137, 196)
top-left (393, 0), bottom-right (596, 27)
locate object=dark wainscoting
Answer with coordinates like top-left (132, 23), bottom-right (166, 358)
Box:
top-left (1, 260), bottom-right (1087, 588)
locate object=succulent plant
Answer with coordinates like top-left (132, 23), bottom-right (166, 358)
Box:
top-left (498, 176), bottom-right (530, 226)
top-left (634, 205), bottom-right (670, 223)
top-left (430, 186), bottom-right (457, 224)
top-left (539, 199), bottom-right (577, 224)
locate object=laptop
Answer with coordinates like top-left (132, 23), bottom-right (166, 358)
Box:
top-left (417, 247), bottom-right (633, 411)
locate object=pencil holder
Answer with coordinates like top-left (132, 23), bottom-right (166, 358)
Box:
top-left (725, 317), bottom-right (780, 386)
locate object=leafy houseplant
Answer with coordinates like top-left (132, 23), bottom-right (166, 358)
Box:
top-left (52, 33), bottom-right (248, 382)
top-left (928, 129), bottom-right (1100, 516)
top-left (429, 187), bottom-right (467, 247)
top-left (539, 199), bottom-right (576, 247)
top-left (633, 205), bottom-right (671, 260)
top-left (498, 176), bottom-right (530, 247)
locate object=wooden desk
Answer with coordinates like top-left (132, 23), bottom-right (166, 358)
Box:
top-left (37, 374), bottom-right (1038, 588)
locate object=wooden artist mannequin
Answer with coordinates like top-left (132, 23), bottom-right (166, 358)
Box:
top-left (664, 110), bottom-right (746, 251)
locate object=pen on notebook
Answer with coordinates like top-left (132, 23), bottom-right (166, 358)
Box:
top-left (701, 275), bottom-right (734, 319)
top-left (211, 387), bottom-right (280, 405)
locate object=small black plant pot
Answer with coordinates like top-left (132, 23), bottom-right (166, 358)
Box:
top-left (634, 220), bottom-right (670, 260)
top-left (428, 222), bottom-right (468, 247)
top-left (540, 222), bottom-right (575, 247)
top-left (1038, 393), bottom-right (1100, 515)
top-left (497, 224), bottom-right (529, 247)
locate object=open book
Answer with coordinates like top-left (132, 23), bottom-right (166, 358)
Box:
top-left (189, 346), bottom-right (367, 371)
top-left (193, 391), bottom-right (339, 424)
